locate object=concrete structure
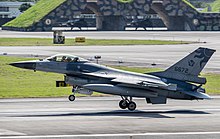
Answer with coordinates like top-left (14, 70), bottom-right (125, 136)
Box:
top-left (151, 0), bottom-right (220, 31)
top-left (2, 0), bottom-right (220, 31)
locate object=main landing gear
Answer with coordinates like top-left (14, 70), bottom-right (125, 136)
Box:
top-left (119, 96), bottom-right (136, 111)
top-left (68, 86), bottom-right (78, 102)
top-left (68, 94), bottom-right (75, 101)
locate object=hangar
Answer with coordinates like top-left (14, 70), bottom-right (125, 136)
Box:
top-left (2, 0), bottom-right (220, 31)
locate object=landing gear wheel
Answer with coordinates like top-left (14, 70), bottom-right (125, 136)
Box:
top-left (128, 101), bottom-right (136, 111)
top-left (68, 95), bottom-right (75, 101)
top-left (119, 100), bottom-right (128, 109)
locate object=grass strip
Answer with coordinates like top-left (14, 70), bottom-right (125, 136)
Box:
top-left (0, 56), bottom-right (219, 98)
top-left (0, 38), bottom-right (192, 46)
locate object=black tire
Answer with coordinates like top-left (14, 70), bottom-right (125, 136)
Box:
top-left (68, 95), bottom-right (75, 101)
top-left (128, 101), bottom-right (136, 111)
top-left (119, 100), bottom-right (128, 109)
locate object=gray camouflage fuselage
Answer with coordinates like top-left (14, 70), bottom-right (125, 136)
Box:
top-left (10, 47), bottom-right (215, 105)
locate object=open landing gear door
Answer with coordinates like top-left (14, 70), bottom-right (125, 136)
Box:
top-left (146, 96), bottom-right (167, 104)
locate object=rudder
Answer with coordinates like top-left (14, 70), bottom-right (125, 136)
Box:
top-left (150, 47), bottom-right (216, 84)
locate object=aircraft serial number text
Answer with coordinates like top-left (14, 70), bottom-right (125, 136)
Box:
top-left (174, 67), bottom-right (189, 74)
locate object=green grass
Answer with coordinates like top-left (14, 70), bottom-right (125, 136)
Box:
top-left (203, 73), bottom-right (220, 95)
top-left (3, 0), bottom-right (66, 28)
top-left (0, 56), bottom-right (108, 98)
top-left (0, 38), bottom-right (192, 46)
top-left (0, 56), bottom-right (70, 98)
top-left (0, 56), bottom-right (219, 98)
top-left (210, 0), bottom-right (220, 12)
top-left (203, 0), bottom-right (220, 12)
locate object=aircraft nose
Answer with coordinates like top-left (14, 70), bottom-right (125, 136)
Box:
top-left (9, 61), bottom-right (36, 70)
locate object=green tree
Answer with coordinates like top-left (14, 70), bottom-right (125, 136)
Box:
top-left (19, 3), bottom-right (32, 13)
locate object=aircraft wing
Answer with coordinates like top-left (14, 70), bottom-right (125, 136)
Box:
top-left (111, 78), bottom-right (163, 87)
top-left (111, 78), bottom-right (177, 91)
top-left (82, 72), bottom-right (177, 91)
top-left (81, 72), bottom-right (116, 79)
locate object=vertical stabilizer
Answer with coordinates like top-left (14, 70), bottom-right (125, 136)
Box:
top-left (150, 47), bottom-right (216, 84)
top-left (166, 47), bottom-right (216, 76)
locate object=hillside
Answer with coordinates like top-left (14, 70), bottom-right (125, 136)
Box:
top-left (209, 0), bottom-right (220, 12)
top-left (203, 0), bottom-right (220, 12)
top-left (3, 0), bottom-right (66, 28)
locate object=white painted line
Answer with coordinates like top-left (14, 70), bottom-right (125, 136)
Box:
top-left (0, 129), bottom-right (26, 136)
top-left (0, 95), bottom-right (219, 103)
top-left (0, 96), bottom-right (121, 103)
top-left (1, 132), bottom-right (220, 138)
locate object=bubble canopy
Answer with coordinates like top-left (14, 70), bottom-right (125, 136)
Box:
top-left (46, 54), bottom-right (88, 62)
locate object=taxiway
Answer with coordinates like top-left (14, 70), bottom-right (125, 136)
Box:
top-left (0, 31), bottom-right (220, 72)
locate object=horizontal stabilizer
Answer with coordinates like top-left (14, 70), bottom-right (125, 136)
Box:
top-left (182, 91), bottom-right (211, 99)
top-left (151, 72), bottom-right (207, 84)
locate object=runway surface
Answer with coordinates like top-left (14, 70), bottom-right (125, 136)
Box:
top-left (0, 31), bottom-right (220, 72)
top-left (0, 96), bottom-right (220, 139)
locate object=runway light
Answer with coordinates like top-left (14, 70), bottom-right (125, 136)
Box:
top-left (151, 63), bottom-right (157, 66)
top-left (94, 55), bottom-right (101, 64)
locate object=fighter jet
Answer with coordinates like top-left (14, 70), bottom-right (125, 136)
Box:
top-left (10, 47), bottom-right (215, 111)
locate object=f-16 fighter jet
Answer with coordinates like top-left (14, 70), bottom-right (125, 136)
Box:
top-left (10, 47), bottom-right (215, 111)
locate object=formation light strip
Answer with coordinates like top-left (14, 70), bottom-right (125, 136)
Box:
top-left (116, 0), bottom-right (134, 3)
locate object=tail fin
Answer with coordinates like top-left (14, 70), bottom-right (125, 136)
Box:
top-left (151, 47), bottom-right (216, 84)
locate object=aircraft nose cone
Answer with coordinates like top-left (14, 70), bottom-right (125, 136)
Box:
top-left (9, 62), bottom-right (36, 70)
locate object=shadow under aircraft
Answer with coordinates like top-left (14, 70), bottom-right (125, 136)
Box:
top-left (14, 109), bottom-right (210, 119)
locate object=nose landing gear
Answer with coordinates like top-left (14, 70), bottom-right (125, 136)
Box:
top-left (68, 95), bottom-right (75, 101)
top-left (119, 96), bottom-right (136, 111)
top-left (68, 86), bottom-right (78, 102)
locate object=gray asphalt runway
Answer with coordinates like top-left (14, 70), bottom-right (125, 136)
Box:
top-left (0, 96), bottom-right (220, 139)
top-left (0, 31), bottom-right (220, 72)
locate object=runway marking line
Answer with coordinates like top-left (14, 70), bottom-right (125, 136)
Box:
top-left (1, 131), bottom-right (220, 138)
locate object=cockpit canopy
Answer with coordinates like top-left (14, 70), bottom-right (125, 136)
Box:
top-left (46, 54), bottom-right (88, 63)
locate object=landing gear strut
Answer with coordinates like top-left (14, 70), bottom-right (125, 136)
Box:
top-left (119, 96), bottom-right (136, 111)
top-left (68, 86), bottom-right (78, 102)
